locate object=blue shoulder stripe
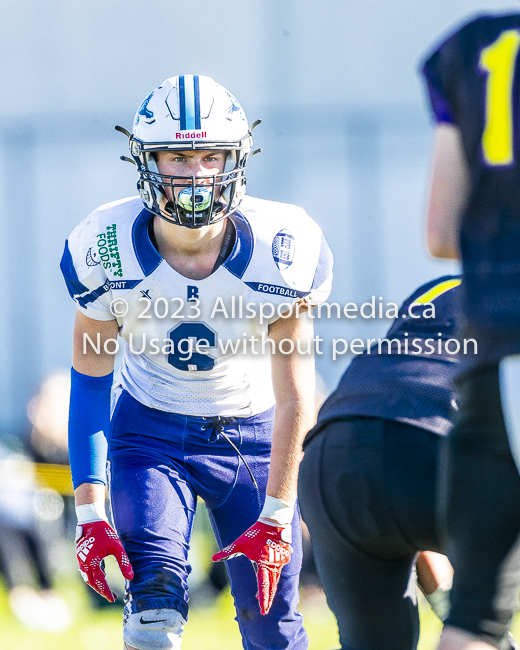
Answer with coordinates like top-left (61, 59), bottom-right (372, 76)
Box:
top-left (75, 280), bottom-right (111, 308)
top-left (74, 279), bottom-right (143, 309)
top-left (132, 209), bottom-right (163, 276)
top-left (311, 232), bottom-right (334, 290)
top-left (60, 240), bottom-right (90, 299)
top-left (224, 212), bottom-right (254, 279)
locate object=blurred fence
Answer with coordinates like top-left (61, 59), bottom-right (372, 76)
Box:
top-left (0, 105), bottom-right (455, 437)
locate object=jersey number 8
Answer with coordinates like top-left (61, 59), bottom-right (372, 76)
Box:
top-left (167, 322), bottom-right (217, 371)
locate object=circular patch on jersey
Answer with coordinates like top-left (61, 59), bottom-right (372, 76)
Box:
top-left (272, 229), bottom-right (295, 271)
top-left (86, 247), bottom-right (100, 267)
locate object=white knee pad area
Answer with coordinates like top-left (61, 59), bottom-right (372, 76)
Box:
top-left (123, 609), bottom-right (186, 650)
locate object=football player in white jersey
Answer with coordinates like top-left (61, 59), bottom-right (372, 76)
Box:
top-left (61, 75), bottom-right (333, 650)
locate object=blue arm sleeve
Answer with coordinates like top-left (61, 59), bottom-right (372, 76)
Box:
top-left (68, 367), bottom-right (114, 489)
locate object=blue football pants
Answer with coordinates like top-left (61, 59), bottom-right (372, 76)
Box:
top-left (108, 390), bottom-right (308, 650)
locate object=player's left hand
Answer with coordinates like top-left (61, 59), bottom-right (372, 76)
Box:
top-left (212, 521), bottom-right (292, 615)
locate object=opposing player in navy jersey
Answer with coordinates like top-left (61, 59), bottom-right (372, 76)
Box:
top-left (298, 276), bottom-right (468, 650)
top-left (422, 13), bottom-right (520, 650)
top-left (60, 75), bottom-right (333, 650)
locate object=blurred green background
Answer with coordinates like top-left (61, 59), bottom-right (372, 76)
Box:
top-left (0, 478), bottom-right (518, 650)
top-left (0, 573), bottom-right (445, 650)
top-left (3, 580), bottom-right (518, 650)
top-left (1, 426), bottom-right (519, 650)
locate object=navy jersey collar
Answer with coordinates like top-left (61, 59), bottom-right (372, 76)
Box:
top-left (132, 209), bottom-right (163, 277)
top-left (132, 207), bottom-right (254, 280)
top-left (224, 211), bottom-right (254, 279)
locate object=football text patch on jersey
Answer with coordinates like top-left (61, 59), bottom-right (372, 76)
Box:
top-left (244, 282), bottom-right (306, 299)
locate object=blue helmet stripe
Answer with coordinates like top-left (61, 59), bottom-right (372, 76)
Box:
top-left (179, 76), bottom-right (187, 130)
top-left (193, 75), bottom-right (201, 130)
top-left (184, 75), bottom-right (195, 129)
top-left (179, 75), bottom-right (201, 131)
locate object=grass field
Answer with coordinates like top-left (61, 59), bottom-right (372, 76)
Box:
top-left (1, 573), bottom-right (518, 649)
top-left (0, 576), bottom-right (445, 650)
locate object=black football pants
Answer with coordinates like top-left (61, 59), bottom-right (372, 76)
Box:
top-left (440, 363), bottom-right (520, 650)
top-left (299, 417), bottom-right (441, 650)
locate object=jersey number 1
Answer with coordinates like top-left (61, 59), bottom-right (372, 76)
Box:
top-left (479, 29), bottom-right (520, 166)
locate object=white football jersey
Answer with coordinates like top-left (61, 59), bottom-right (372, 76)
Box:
top-left (61, 196), bottom-right (333, 417)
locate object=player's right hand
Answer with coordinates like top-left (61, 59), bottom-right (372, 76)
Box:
top-left (75, 520), bottom-right (134, 602)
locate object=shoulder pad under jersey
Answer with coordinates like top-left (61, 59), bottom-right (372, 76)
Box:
top-left (226, 196), bottom-right (333, 305)
top-left (60, 196), bottom-right (154, 319)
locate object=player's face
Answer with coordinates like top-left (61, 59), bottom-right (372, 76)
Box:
top-left (155, 150), bottom-right (227, 203)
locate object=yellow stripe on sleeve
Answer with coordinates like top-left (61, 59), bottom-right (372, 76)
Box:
top-left (412, 278), bottom-right (461, 306)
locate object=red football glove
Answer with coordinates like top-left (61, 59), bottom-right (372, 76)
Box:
top-left (75, 520), bottom-right (134, 602)
top-left (212, 521), bottom-right (292, 615)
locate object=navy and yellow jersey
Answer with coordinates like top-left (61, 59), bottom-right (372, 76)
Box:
top-left (315, 276), bottom-right (462, 437)
top-left (422, 13), bottom-right (520, 363)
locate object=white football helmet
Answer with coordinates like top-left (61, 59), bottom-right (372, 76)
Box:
top-left (120, 75), bottom-right (256, 228)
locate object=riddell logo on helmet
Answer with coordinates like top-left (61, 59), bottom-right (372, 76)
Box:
top-left (176, 131), bottom-right (207, 139)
